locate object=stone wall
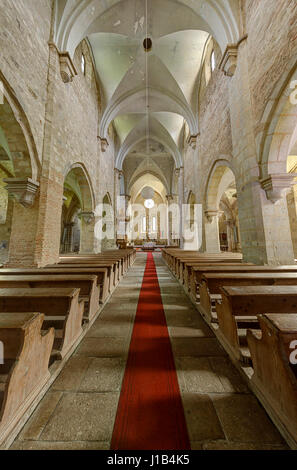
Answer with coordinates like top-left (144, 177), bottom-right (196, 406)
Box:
top-left (193, 0), bottom-right (297, 263)
top-left (0, 1), bottom-right (115, 265)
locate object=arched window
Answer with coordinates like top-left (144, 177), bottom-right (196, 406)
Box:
top-left (210, 50), bottom-right (216, 73)
top-left (81, 54), bottom-right (86, 75)
top-left (142, 216), bottom-right (146, 233)
top-left (152, 216), bottom-right (156, 232)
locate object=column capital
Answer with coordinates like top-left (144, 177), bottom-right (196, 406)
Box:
top-left (187, 134), bottom-right (199, 150)
top-left (175, 166), bottom-right (184, 177)
top-left (219, 34), bottom-right (248, 77)
top-left (78, 211), bottom-right (95, 224)
top-left (114, 168), bottom-right (123, 179)
top-left (4, 178), bottom-right (39, 208)
top-left (98, 136), bottom-right (109, 152)
top-left (48, 42), bottom-right (77, 83)
top-left (166, 194), bottom-right (174, 202)
top-left (204, 209), bottom-right (223, 223)
top-left (260, 173), bottom-right (297, 203)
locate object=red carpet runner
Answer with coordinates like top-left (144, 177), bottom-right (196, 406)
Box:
top-left (111, 252), bottom-right (191, 450)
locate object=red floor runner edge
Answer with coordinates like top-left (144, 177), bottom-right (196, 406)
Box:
top-left (111, 253), bottom-right (191, 450)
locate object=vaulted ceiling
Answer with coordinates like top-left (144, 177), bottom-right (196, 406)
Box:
top-left (54, 0), bottom-right (241, 193)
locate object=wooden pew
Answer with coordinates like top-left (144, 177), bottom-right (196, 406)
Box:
top-left (189, 265), bottom-right (297, 303)
top-left (184, 262), bottom-right (252, 292)
top-left (0, 312), bottom-right (54, 445)
top-left (59, 249), bottom-right (135, 274)
top-left (179, 260), bottom-right (249, 287)
top-left (0, 275), bottom-right (99, 322)
top-left (0, 267), bottom-right (110, 304)
top-left (162, 249), bottom-right (242, 274)
top-left (46, 262), bottom-right (117, 295)
top-left (170, 253), bottom-right (243, 278)
top-left (60, 256), bottom-right (126, 277)
top-left (0, 288), bottom-right (84, 360)
top-left (215, 285), bottom-right (297, 363)
top-left (247, 314), bottom-right (297, 448)
top-left (199, 272), bottom-right (297, 323)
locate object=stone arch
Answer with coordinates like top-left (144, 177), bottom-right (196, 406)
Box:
top-left (204, 159), bottom-right (236, 211)
top-left (0, 71), bottom-right (41, 180)
top-left (60, 163), bottom-right (95, 253)
top-left (0, 74), bottom-right (42, 266)
top-left (100, 87), bottom-right (197, 141)
top-left (204, 159), bottom-right (241, 253)
top-left (128, 170), bottom-right (169, 196)
top-left (258, 64), bottom-right (297, 180)
top-left (63, 162), bottom-right (95, 211)
top-left (115, 117), bottom-right (183, 170)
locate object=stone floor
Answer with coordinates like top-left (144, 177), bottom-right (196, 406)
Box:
top-left (10, 253), bottom-right (288, 450)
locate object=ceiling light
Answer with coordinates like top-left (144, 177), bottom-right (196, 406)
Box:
top-left (144, 199), bottom-right (154, 209)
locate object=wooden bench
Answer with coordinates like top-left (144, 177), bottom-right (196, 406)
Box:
top-left (0, 288), bottom-right (84, 360)
top-left (59, 250), bottom-right (134, 275)
top-left (247, 314), bottom-right (297, 447)
top-left (0, 312), bottom-right (54, 445)
top-left (47, 263), bottom-right (116, 296)
top-left (169, 253), bottom-right (243, 278)
top-left (0, 267), bottom-right (109, 305)
top-left (0, 275), bottom-right (99, 322)
top-left (180, 260), bottom-right (249, 287)
top-left (184, 262), bottom-right (252, 292)
top-left (199, 272), bottom-right (297, 322)
top-left (60, 256), bottom-right (126, 276)
top-left (162, 249), bottom-right (242, 274)
top-left (189, 265), bottom-right (297, 303)
top-left (215, 285), bottom-right (297, 363)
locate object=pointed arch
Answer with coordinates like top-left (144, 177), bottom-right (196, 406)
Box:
top-left (258, 63), bottom-right (297, 179)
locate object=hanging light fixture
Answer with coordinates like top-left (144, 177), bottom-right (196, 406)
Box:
top-left (141, 186), bottom-right (154, 200)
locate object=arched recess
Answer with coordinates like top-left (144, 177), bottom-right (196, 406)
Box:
top-left (257, 65), bottom-right (297, 258)
top-left (0, 75), bottom-right (41, 266)
top-left (258, 64), bottom-right (297, 180)
top-left (128, 173), bottom-right (168, 245)
top-left (55, 0), bottom-right (240, 59)
top-left (60, 163), bottom-right (95, 253)
top-left (0, 71), bottom-right (41, 180)
top-left (187, 191), bottom-right (196, 231)
top-left (204, 160), bottom-right (241, 253)
top-left (101, 192), bottom-right (115, 251)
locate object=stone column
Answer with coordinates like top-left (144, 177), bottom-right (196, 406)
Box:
top-left (166, 194), bottom-right (173, 246)
top-left (204, 210), bottom-right (221, 253)
top-left (62, 222), bottom-right (75, 253)
top-left (124, 195), bottom-right (131, 242)
top-left (79, 211), bottom-right (96, 253)
top-left (226, 219), bottom-right (235, 252)
top-left (176, 167), bottom-right (184, 248)
top-left (226, 38), bottom-right (295, 264)
top-left (114, 169), bottom-right (122, 243)
top-left (287, 185), bottom-right (297, 258)
top-left (4, 178), bottom-right (42, 266)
